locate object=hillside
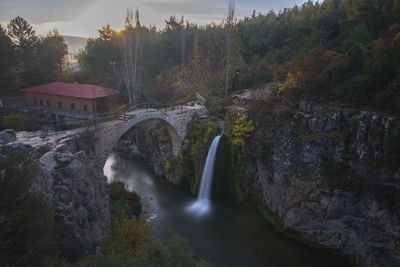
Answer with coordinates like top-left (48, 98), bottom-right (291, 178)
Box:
top-left (62, 35), bottom-right (88, 54)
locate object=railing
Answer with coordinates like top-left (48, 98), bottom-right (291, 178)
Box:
top-left (41, 100), bottom-right (200, 134)
top-left (116, 100), bottom-right (198, 122)
top-left (131, 100), bottom-right (196, 113)
top-left (0, 107), bottom-right (47, 123)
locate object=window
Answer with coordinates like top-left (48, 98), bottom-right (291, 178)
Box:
top-left (83, 105), bottom-right (88, 111)
top-left (71, 103), bottom-right (75, 110)
top-left (34, 99), bottom-right (37, 105)
top-left (58, 102), bottom-right (62, 108)
top-left (40, 99), bottom-right (43, 106)
top-left (46, 100), bottom-right (50, 106)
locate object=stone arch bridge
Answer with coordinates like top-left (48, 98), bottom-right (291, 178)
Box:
top-left (94, 106), bottom-right (203, 166)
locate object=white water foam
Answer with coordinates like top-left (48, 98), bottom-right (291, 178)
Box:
top-left (186, 135), bottom-right (221, 217)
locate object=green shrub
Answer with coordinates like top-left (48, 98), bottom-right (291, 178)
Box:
top-left (40, 256), bottom-right (70, 267)
top-left (0, 151), bottom-right (61, 266)
top-left (373, 92), bottom-right (387, 110)
top-left (2, 114), bottom-right (26, 130)
top-left (349, 114), bottom-right (360, 132)
top-left (187, 120), bottom-right (219, 194)
top-left (107, 181), bottom-right (141, 219)
top-left (383, 126), bottom-right (400, 162)
top-left (113, 217), bottom-right (155, 251)
top-left (393, 97), bottom-right (400, 113)
top-left (77, 232), bottom-right (211, 267)
top-left (107, 181), bottom-right (127, 199)
top-left (342, 75), bottom-right (369, 104)
top-left (86, 171), bottom-right (211, 267)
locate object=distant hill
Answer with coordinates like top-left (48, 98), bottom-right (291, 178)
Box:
top-left (62, 35), bottom-right (88, 55)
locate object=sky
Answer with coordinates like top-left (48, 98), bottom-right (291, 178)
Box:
top-left (0, 0), bottom-right (305, 37)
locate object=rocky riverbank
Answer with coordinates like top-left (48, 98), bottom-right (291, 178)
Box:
top-left (239, 101), bottom-right (400, 266)
top-left (0, 130), bottom-right (110, 260)
top-left (110, 96), bottom-right (400, 266)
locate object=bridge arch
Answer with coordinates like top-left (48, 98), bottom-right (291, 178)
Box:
top-left (95, 110), bottom-right (188, 165)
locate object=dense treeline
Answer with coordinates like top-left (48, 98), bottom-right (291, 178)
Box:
top-left (79, 0), bottom-right (400, 113)
top-left (239, 0), bottom-right (400, 111)
top-left (0, 16), bottom-right (68, 92)
top-left (78, 12), bottom-right (241, 105)
top-left (1, 0), bottom-right (399, 112)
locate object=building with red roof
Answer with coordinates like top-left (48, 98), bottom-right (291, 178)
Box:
top-left (23, 82), bottom-right (118, 119)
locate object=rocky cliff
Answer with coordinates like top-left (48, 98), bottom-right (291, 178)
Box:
top-left (112, 96), bottom-right (400, 266)
top-left (240, 102), bottom-right (400, 266)
top-left (1, 130), bottom-right (110, 260)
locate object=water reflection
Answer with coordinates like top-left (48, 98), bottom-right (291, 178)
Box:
top-left (103, 153), bottom-right (351, 267)
top-left (104, 153), bottom-right (159, 219)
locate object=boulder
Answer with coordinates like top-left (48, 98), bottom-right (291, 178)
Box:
top-left (0, 129), bottom-right (16, 143)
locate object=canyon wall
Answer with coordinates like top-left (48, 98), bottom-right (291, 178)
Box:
top-left (241, 103), bottom-right (399, 266)
top-left (1, 130), bottom-right (110, 260)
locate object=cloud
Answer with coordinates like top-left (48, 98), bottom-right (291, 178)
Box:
top-left (141, 0), bottom-right (226, 15)
top-left (0, 0), bottom-right (306, 37)
top-left (0, 0), bottom-right (96, 24)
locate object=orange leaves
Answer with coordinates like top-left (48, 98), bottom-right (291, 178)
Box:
top-left (273, 61), bottom-right (292, 82)
top-left (276, 48), bottom-right (351, 97)
top-left (114, 217), bottom-right (155, 251)
top-left (389, 24), bottom-right (400, 34)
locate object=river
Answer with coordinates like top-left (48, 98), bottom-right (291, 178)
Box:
top-left (104, 153), bottom-right (350, 267)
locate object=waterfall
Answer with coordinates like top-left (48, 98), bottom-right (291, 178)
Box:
top-left (197, 135), bottom-right (221, 200)
top-left (187, 135), bottom-right (221, 216)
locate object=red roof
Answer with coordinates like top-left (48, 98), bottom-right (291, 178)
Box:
top-left (23, 82), bottom-right (118, 99)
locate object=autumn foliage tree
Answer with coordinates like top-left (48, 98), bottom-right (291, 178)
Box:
top-left (232, 114), bottom-right (255, 148)
top-left (114, 217), bottom-right (154, 251)
top-left (74, 0), bottom-right (400, 113)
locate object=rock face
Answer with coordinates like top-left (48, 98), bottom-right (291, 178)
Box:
top-left (0, 129), bottom-right (16, 143)
top-left (243, 106), bottom-right (400, 266)
top-left (2, 130), bottom-right (111, 260)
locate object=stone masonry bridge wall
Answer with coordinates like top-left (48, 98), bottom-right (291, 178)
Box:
top-left (94, 108), bottom-right (201, 167)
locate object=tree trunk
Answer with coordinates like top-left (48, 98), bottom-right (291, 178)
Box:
top-left (180, 16), bottom-right (185, 67)
top-left (225, 1), bottom-right (235, 98)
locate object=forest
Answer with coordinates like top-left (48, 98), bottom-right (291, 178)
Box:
top-left (75, 0), bottom-right (400, 113)
top-left (1, 0), bottom-right (399, 113)
top-left (1, 0), bottom-right (400, 265)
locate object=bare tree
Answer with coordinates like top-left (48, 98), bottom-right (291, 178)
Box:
top-left (193, 31), bottom-right (199, 64)
top-left (123, 8), bottom-right (134, 106)
top-left (206, 28), bottom-right (211, 73)
top-left (132, 8), bottom-right (140, 103)
top-left (180, 16), bottom-right (186, 67)
top-left (225, 0), bottom-right (235, 97)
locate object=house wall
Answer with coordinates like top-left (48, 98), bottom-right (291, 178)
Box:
top-left (26, 92), bottom-right (96, 113)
